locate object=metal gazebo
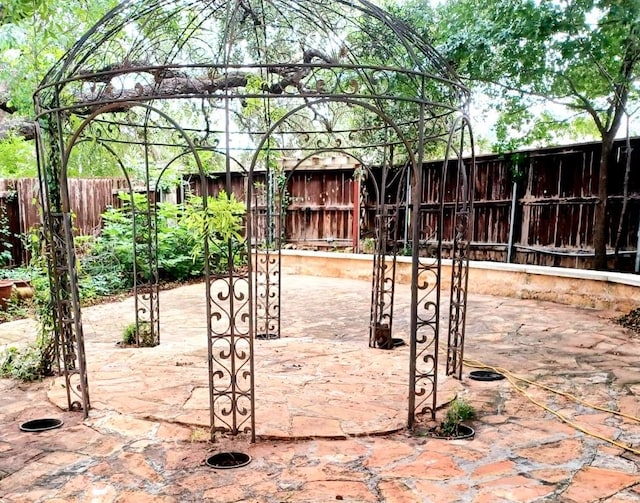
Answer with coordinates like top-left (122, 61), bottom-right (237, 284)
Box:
top-left (34, 0), bottom-right (475, 442)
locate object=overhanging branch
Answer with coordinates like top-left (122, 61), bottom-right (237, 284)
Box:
top-left (73, 48), bottom-right (339, 111)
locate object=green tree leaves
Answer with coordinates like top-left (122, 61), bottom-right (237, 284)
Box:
top-left (0, 134), bottom-right (36, 176)
top-left (392, 0), bottom-right (639, 268)
top-left (0, 0), bottom-right (118, 115)
top-left (395, 0), bottom-right (639, 149)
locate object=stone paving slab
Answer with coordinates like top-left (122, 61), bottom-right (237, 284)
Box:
top-left (39, 278), bottom-right (462, 439)
top-left (0, 273), bottom-right (639, 502)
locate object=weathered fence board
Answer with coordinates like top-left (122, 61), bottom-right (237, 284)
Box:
top-left (2, 137), bottom-right (639, 271)
top-left (286, 168), bottom-right (355, 248)
top-left (0, 178), bottom-right (129, 264)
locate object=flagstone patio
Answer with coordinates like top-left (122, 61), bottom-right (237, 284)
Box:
top-left (1, 273), bottom-right (639, 502)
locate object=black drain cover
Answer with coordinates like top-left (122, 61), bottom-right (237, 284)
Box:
top-left (206, 452), bottom-right (251, 469)
top-left (19, 418), bottom-right (64, 432)
top-left (469, 370), bottom-right (505, 381)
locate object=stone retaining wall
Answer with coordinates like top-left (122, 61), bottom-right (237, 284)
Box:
top-left (278, 250), bottom-right (640, 313)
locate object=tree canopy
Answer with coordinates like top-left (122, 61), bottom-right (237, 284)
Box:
top-left (0, 0), bottom-right (119, 115)
top-left (391, 0), bottom-right (640, 151)
top-left (390, 0), bottom-right (640, 269)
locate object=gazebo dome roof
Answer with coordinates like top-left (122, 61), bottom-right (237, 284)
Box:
top-left (35, 0), bottom-right (468, 114)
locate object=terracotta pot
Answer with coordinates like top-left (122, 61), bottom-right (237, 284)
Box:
top-left (0, 279), bottom-right (15, 309)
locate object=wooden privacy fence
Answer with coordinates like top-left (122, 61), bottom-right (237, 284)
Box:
top-left (0, 178), bottom-right (129, 264)
top-left (185, 156), bottom-right (360, 249)
top-left (465, 138), bottom-right (639, 270)
top-left (357, 138), bottom-right (638, 271)
top-left (1, 137), bottom-right (638, 271)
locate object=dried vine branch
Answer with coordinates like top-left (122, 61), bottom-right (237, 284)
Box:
top-left (74, 48), bottom-right (338, 111)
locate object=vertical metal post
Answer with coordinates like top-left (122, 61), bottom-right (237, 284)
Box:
top-left (62, 212), bottom-right (90, 417)
top-left (404, 167), bottom-right (411, 251)
top-left (407, 167), bottom-right (420, 428)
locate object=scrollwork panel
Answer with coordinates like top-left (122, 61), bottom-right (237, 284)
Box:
top-left (208, 274), bottom-right (254, 441)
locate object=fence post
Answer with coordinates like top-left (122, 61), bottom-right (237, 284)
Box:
top-left (506, 180), bottom-right (518, 263)
top-left (635, 211), bottom-right (640, 273)
top-left (352, 176), bottom-right (360, 251)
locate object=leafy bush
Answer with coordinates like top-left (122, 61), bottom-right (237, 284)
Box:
top-left (0, 135), bottom-right (37, 178)
top-left (180, 192), bottom-right (246, 274)
top-left (122, 321), bottom-right (155, 347)
top-left (0, 208), bottom-right (14, 267)
top-left (156, 201), bottom-right (205, 280)
top-left (76, 191), bottom-right (247, 298)
top-left (0, 290), bottom-right (29, 323)
top-left (0, 343), bottom-right (46, 381)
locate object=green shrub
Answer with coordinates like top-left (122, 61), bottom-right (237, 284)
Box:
top-left (442, 397), bottom-right (476, 436)
top-left (0, 343), bottom-right (47, 381)
top-left (122, 321), bottom-right (155, 347)
top-left (77, 191), bottom-right (247, 297)
top-left (0, 207), bottom-right (14, 267)
top-left (180, 191), bottom-right (246, 274)
top-left (0, 292), bottom-right (30, 323)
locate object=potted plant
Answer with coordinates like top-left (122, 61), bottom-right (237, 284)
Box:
top-left (428, 397), bottom-right (476, 440)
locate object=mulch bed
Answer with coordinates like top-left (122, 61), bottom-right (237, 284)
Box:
top-left (615, 307), bottom-right (640, 335)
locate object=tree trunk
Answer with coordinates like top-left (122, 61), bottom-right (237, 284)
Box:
top-left (593, 133), bottom-right (616, 270)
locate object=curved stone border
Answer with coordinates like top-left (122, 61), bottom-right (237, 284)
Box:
top-left (279, 250), bottom-right (640, 313)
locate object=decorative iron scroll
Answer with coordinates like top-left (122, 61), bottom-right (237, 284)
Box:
top-left (207, 241), bottom-right (255, 441)
top-left (369, 206), bottom-right (398, 349)
top-left (409, 216), bottom-right (440, 425)
top-left (253, 249), bottom-right (281, 340)
top-left (133, 283), bottom-right (160, 346)
top-left (444, 147), bottom-right (474, 379)
top-left (251, 173), bottom-right (282, 340)
top-left (46, 212), bottom-right (90, 416)
top-left (131, 201), bottom-right (160, 347)
top-left (446, 209), bottom-right (472, 378)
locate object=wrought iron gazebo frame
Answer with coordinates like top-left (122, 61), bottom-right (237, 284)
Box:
top-left (33, 0), bottom-right (474, 442)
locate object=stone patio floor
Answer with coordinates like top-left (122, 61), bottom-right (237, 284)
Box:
top-left (1, 273), bottom-right (640, 502)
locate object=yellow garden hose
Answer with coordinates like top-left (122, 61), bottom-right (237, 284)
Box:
top-left (462, 358), bottom-right (640, 456)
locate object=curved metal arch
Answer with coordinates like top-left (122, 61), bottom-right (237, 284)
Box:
top-left (146, 148), bottom-right (250, 194)
top-left (207, 149), bottom-right (249, 175)
top-left (245, 97), bottom-right (423, 308)
top-left (250, 146), bottom-right (383, 343)
top-left (247, 97), bottom-right (420, 186)
top-left (68, 137), bottom-right (128, 178)
top-left (247, 96), bottom-right (422, 362)
top-left (442, 115), bottom-right (475, 380)
top-left (69, 137), bottom-right (159, 346)
top-left (64, 103), bottom-right (209, 349)
top-left (61, 102), bottom-right (205, 185)
top-left (48, 100), bottom-right (228, 414)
